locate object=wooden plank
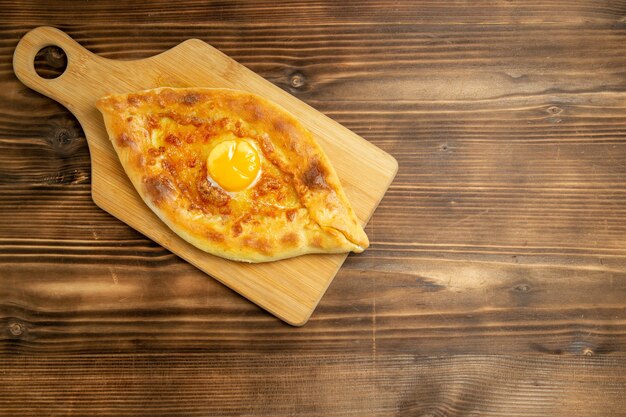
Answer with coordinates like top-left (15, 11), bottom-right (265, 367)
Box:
top-left (0, 353), bottom-right (625, 416)
top-left (2, 0), bottom-right (626, 24)
top-left (2, 253), bottom-right (626, 355)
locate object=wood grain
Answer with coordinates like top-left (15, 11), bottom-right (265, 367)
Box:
top-left (2, 0), bottom-right (626, 415)
top-left (2, 0), bottom-right (626, 25)
top-left (1, 354), bottom-right (625, 416)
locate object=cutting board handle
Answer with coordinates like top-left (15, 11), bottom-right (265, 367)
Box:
top-left (13, 26), bottom-right (98, 103)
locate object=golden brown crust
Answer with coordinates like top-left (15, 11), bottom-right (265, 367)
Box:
top-left (96, 87), bottom-right (369, 262)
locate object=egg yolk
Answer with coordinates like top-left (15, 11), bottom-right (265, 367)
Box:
top-left (207, 139), bottom-right (261, 192)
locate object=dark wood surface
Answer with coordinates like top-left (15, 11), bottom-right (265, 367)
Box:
top-left (2, 1), bottom-right (626, 415)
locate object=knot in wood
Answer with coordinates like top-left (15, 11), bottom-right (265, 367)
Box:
top-left (54, 127), bottom-right (73, 146)
top-left (513, 284), bottom-right (530, 292)
top-left (547, 106), bottom-right (562, 115)
top-left (8, 321), bottom-right (24, 336)
top-left (47, 117), bottom-right (83, 157)
top-left (290, 72), bottom-right (305, 89)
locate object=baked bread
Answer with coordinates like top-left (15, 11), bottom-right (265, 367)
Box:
top-left (96, 87), bottom-right (369, 262)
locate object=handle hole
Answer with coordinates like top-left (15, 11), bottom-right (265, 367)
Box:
top-left (34, 46), bottom-right (67, 79)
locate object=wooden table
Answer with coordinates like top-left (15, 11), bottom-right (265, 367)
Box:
top-left (2, 1), bottom-right (626, 415)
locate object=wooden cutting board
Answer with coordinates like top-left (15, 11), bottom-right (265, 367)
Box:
top-left (13, 26), bottom-right (398, 325)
